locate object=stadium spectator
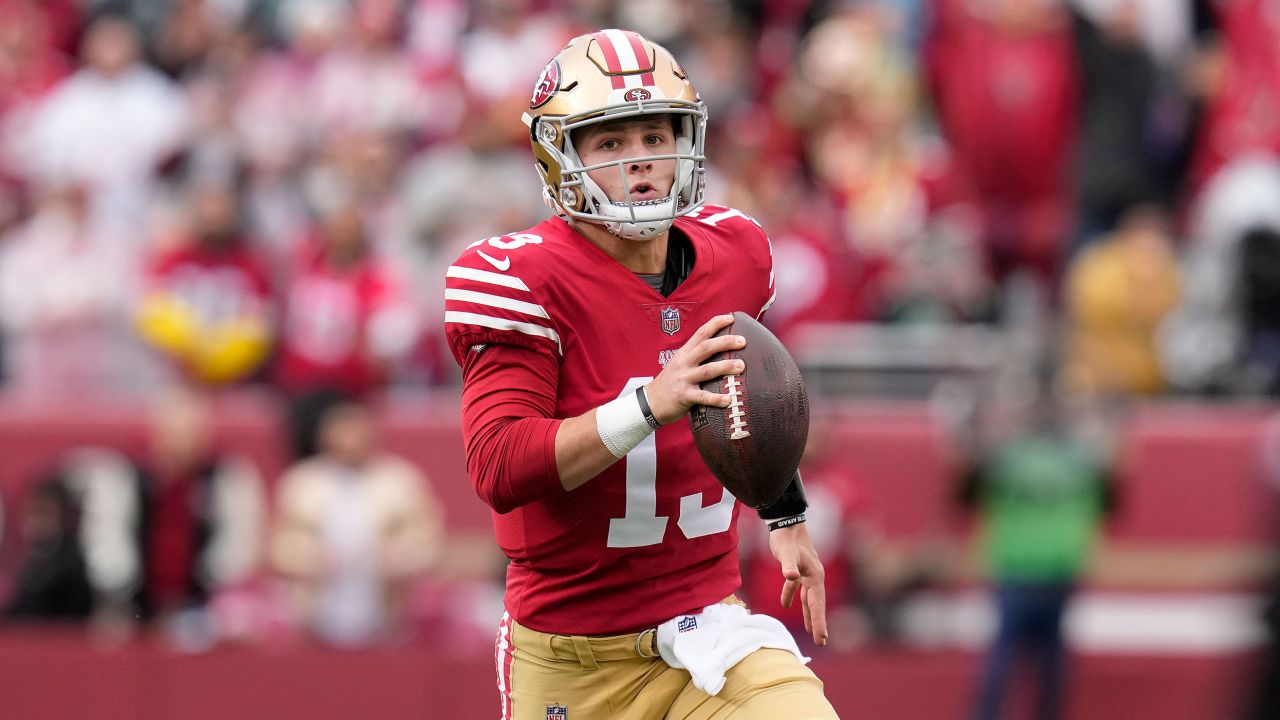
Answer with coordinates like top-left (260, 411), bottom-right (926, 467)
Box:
top-left (0, 181), bottom-right (145, 396)
top-left (1160, 155), bottom-right (1280, 395)
top-left (150, 0), bottom-right (247, 80)
top-left (925, 0), bottom-right (1079, 288)
top-left (456, 0), bottom-right (571, 151)
top-left (73, 388), bottom-right (266, 647)
top-left (0, 0), bottom-right (72, 121)
top-left (136, 177), bottom-right (276, 385)
top-left (778, 5), bottom-right (988, 323)
top-left (741, 157), bottom-right (872, 338)
top-left (955, 377), bottom-right (1117, 720)
top-left (1069, 0), bottom-right (1194, 248)
top-left (303, 0), bottom-right (430, 140)
top-left (1184, 0), bottom-right (1280, 196)
top-left (4, 477), bottom-right (92, 621)
top-left (1062, 204), bottom-right (1181, 395)
top-left (1, 9), bottom-right (190, 235)
top-left (269, 396), bottom-right (442, 648)
top-left (273, 177), bottom-right (420, 398)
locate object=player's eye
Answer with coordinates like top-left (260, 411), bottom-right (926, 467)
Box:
top-left (599, 138), bottom-right (620, 151)
top-left (644, 134), bottom-right (665, 145)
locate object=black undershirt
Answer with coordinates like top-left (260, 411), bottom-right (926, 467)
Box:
top-left (634, 227), bottom-right (696, 297)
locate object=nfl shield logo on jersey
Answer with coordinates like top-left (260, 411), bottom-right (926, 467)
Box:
top-left (661, 307), bottom-right (681, 335)
top-left (546, 704), bottom-right (568, 720)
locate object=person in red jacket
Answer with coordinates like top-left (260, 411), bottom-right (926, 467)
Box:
top-left (273, 186), bottom-right (419, 398)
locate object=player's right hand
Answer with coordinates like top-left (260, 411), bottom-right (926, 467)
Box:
top-left (644, 314), bottom-right (745, 425)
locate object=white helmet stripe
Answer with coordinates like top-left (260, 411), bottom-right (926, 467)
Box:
top-left (602, 29), bottom-right (641, 71)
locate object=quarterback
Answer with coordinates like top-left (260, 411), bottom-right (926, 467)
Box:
top-left (444, 30), bottom-right (838, 719)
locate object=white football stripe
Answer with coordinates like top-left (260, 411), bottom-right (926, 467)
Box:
top-left (446, 311), bottom-right (562, 353)
top-left (603, 29), bottom-right (640, 71)
top-left (445, 289), bottom-right (550, 319)
top-left (446, 265), bottom-right (530, 291)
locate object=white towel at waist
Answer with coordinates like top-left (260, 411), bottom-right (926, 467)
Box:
top-left (656, 602), bottom-right (810, 696)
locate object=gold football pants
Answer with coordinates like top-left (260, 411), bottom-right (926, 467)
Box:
top-left (497, 615), bottom-right (840, 719)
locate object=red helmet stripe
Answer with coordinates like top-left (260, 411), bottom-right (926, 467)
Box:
top-left (592, 31), bottom-right (627, 89)
top-left (623, 32), bottom-right (656, 85)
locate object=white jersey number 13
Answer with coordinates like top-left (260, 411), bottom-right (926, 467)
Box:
top-left (605, 377), bottom-right (736, 548)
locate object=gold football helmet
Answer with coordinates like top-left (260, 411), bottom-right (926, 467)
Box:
top-left (523, 29), bottom-right (707, 239)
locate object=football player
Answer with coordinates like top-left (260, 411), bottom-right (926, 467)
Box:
top-left (444, 30), bottom-right (838, 719)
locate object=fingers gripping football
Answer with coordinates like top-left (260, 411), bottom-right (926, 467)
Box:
top-left (645, 314), bottom-right (745, 425)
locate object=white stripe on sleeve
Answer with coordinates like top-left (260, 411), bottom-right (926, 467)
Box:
top-left (445, 289), bottom-right (550, 319)
top-left (446, 265), bottom-right (531, 291)
top-left (445, 311), bottom-right (562, 354)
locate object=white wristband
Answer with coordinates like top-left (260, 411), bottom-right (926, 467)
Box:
top-left (596, 390), bottom-right (656, 458)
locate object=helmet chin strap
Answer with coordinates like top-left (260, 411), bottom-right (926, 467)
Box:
top-left (603, 205), bottom-right (677, 239)
top-left (590, 185), bottom-right (682, 240)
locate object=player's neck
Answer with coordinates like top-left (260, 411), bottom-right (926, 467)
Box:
top-left (569, 220), bottom-right (669, 274)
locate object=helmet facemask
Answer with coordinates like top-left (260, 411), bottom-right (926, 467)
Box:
top-left (529, 100), bottom-right (707, 240)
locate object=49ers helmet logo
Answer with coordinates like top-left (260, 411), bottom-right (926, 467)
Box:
top-left (624, 87), bottom-right (652, 102)
top-left (530, 60), bottom-right (561, 108)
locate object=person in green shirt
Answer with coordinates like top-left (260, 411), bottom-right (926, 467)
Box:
top-left (955, 382), bottom-right (1117, 720)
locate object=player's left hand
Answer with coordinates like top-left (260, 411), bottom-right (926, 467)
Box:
top-left (768, 521), bottom-right (828, 646)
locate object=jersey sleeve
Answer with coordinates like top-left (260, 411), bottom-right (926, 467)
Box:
top-left (443, 244), bottom-right (564, 367)
top-left (460, 343), bottom-right (565, 514)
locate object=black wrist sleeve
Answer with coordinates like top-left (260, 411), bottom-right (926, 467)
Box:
top-left (755, 471), bottom-right (808, 518)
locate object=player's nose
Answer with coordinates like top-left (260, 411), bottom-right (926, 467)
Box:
top-left (627, 155), bottom-right (653, 173)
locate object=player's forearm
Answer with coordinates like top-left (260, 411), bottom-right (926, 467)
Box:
top-left (553, 410), bottom-right (627, 491)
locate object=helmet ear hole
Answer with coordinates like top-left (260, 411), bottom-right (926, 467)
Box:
top-left (537, 121), bottom-right (559, 146)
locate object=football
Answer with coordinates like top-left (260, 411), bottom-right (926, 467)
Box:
top-left (689, 312), bottom-right (810, 509)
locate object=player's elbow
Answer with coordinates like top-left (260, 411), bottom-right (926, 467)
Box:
top-left (466, 416), bottom-right (564, 514)
top-left (473, 477), bottom-right (521, 515)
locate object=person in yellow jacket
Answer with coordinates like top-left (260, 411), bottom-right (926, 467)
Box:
top-left (136, 180), bottom-right (275, 384)
top-left (1063, 204), bottom-right (1180, 396)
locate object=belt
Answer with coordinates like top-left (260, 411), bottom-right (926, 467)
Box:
top-left (545, 626), bottom-right (660, 664)
top-left (521, 596), bottom-right (747, 667)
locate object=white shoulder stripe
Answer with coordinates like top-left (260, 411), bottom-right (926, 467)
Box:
top-left (446, 265), bottom-right (530, 291)
top-left (445, 289), bottom-right (550, 319)
top-left (445, 311), bottom-right (562, 354)
top-left (758, 290), bottom-right (777, 319)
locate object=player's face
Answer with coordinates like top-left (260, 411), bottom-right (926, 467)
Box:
top-left (574, 117), bottom-right (677, 206)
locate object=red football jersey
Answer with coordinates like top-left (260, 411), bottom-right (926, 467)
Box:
top-left (445, 205), bottom-right (776, 634)
top-left (275, 240), bottom-right (417, 396)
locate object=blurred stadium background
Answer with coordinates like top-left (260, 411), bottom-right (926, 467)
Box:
top-left (0, 0), bottom-right (1278, 718)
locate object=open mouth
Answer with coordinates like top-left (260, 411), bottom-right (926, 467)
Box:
top-left (626, 181), bottom-right (662, 204)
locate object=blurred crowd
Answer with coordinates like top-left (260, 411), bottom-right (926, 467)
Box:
top-left (0, 0), bottom-right (1275, 404)
top-left (1, 386), bottom-right (492, 652)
